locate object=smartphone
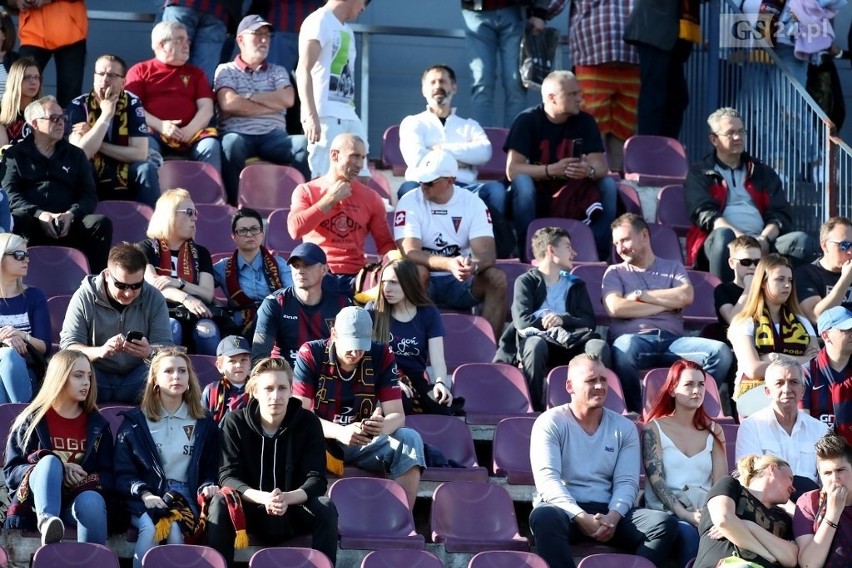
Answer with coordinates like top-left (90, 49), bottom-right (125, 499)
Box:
top-left (125, 331), bottom-right (143, 343)
top-left (52, 218), bottom-right (63, 234)
top-left (572, 139), bottom-right (584, 159)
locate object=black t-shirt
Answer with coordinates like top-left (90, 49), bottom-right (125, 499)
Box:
top-left (693, 476), bottom-right (793, 568)
top-left (796, 258), bottom-right (852, 309)
top-left (714, 281), bottom-right (744, 322)
top-left (504, 105), bottom-right (605, 166)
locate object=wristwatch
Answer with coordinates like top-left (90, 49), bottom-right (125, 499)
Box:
top-left (178, 278), bottom-right (186, 290)
top-left (587, 165), bottom-right (596, 180)
top-left (633, 289), bottom-right (643, 301)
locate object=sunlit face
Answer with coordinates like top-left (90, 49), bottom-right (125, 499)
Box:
top-left (710, 116), bottom-right (747, 157)
top-left (231, 216), bottom-right (264, 253)
top-left (823, 326), bottom-right (852, 357)
top-left (762, 265), bottom-right (793, 306)
top-left (252, 371), bottom-right (292, 420)
top-left (106, 265), bottom-right (144, 305)
top-left (93, 58), bottom-right (126, 101)
top-left (420, 176), bottom-right (454, 204)
top-left (345, 0), bottom-right (367, 20)
top-left (763, 464), bottom-right (795, 505)
top-left (154, 356), bottom-right (190, 399)
top-left (821, 223), bottom-right (852, 271)
top-left (566, 359), bottom-right (608, 409)
top-left (819, 456), bottom-right (852, 494)
top-left (330, 140), bottom-right (366, 181)
top-left (237, 26), bottom-right (272, 65)
top-left (21, 66), bottom-right (40, 99)
top-left (32, 103), bottom-right (65, 141)
top-left (728, 246), bottom-right (761, 283)
top-left (217, 353), bottom-right (250, 385)
top-left (421, 68), bottom-right (456, 108)
top-left (380, 265), bottom-right (404, 306)
top-left (548, 78), bottom-right (582, 116)
top-left (289, 258), bottom-right (326, 290)
top-left (172, 199), bottom-right (197, 242)
top-left (671, 368), bottom-right (706, 410)
top-left (550, 237), bottom-right (576, 271)
top-left (158, 29), bottom-right (191, 65)
top-left (62, 357), bottom-right (92, 404)
top-left (763, 366), bottom-right (803, 411)
top-left (2, 244), bottom-right (29, 279)
top-left (612, 222), bottom-right (648, 264)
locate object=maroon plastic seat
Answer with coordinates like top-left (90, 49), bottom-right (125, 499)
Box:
top-left (721, 422), bottom-right (739, 471)
top-left (328, 477), bottom-right (425, 550)
top-left (238, 163), bottom-right (306, 217)
top-left (98, 405), bottom-right (132, 440)
top-left (468, 550), bottom-right (549, 567)
top-left (249, 547), bottom-right (333, 568)
top-left (95, 200), bottom-right (154, 246)
top-left (479, 127), bottom-right (509, 180)
top-left (194, 204), bottom-right (238, 255)
top-left (684, 270), bottom-right (722, 330)
top-left (32, 542), bottom-right (118, 567)
top-left (656, 184), bottom-right (690, 237)
top-left (404, 414), bottom-right (488, 482)
top-left (452, 363), bottom-right (534, 425)
top-left (141, 544), bottom-right (227, 567)
top-left (492, 416), bottom-right (536, 484)
top-left (494, 260), bottom-right (532, 321)
top-left (360, 549), bottom-right (443, 568)
top-left (47, 294), bottom-right (72, 347)
top-left (365, 170), bottom-right (393, 201)
top-left (546, 366), bottom-right (629, 416)
top-left (524, 218), bottom-right (600, 263)
top-left (642, 367), bottom-right (734, 424)
top-left (188, 354), bottom-right (219, 389)
top-left (569, 262), bottom-right (611, 322)
top-left (577, 553), bottom-right (657, 568)
top-left (441, 314), bottom-right (496, 372)
top-left (25, 246), bottom-right (90, 298)
top-left (158, 160), bottom-right (226, 205)
top-left (380, 125), bottom-right (405, 175)
top-left (623, 135), bottom-right (688, 186)
top-left (430, 481), bottom-right (529, 553)
top-left (266, 208), bottom-right (301, 256)
top-left (617, 182), bottom-right (643, 216)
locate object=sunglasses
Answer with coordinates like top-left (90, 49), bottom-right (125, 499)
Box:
top-left (4, 250), bottom-right (29, 261)
top-left (110, 274), bottom-right (144, 291)
top-left (421, 177), bottom-right (446, 188)
top-left (734, 258), bottom-right (760, 267)
top-left (177, 207), bottom-right (197, 218)
top-left (828, 239), bottom-right (852, 252)
top-left (38, 114), bottom-right (68, 125)
top-left (234, 225), bottom-right (263, 237)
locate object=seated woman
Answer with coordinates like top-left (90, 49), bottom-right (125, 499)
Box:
top-left (643, 359), bottom-right (729, 568)
top-left (728, 253), bottom-right (819, 418)
top-left (139, 189), bottom-right (221, 354)
top-left (693, 454), bottom-right (798, 568)
top-left (0, 233), bottom-right (49, 401)
top-left (114, 348), bottom-right (220, 568)
top-left (3, 349), bottom-right (113, 544)
top-left (0, 57), bottom-right (40, 145)
top-left (371, 258), bottom-right (459, 414)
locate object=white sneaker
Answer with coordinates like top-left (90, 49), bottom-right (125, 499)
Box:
top-left (38, 515), bottom-right (64, 545)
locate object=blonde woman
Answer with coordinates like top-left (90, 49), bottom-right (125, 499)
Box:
top-left (0, 57), bottom-right (41, 145)
top-left (0, 233), bottom-right (48, 402)
top-left (139, 189), bottom-right (220, 354)
top-left (3, 350), bottom-right (112, 544)
top-left (693, 455), bottom-right (798, 568)
top-left (114, 347), bottom-right (220, 568)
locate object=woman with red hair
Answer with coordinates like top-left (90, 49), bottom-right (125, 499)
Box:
top-left (642, 359), bottom-right (729, 567)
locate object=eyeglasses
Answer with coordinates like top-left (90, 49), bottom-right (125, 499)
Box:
top-left (37, 114), bottom-right (68, 125)
top-left (3, 250), bottom-right (29, 261)
top-left (828, 239), bottom-right (852, 252)
top-left (164, 36), bottom-right (190, 45)
top-left (94, 71), bottom-right (124, 80)
top-left (110, 274), bottom-right (144, 291)
top-left (177, 207), bottom-right (197, 218)
top-left (714, 129), bottom-right (748, 139)
top-left (234, 225), bottom-right (263, 237)
top-left (23, 74), bottom-right (40, 82)
top-left (734, 258), bottom-right (760, 267)
top-left (421, 177), bottom-right (446, 188)
top-left (244, 31), bottom-right (273, 39)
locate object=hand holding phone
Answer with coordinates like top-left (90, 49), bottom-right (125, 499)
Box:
top-left (125, 331), bottom-right (143, 343)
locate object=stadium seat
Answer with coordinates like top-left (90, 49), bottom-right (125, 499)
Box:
top-left (26, 246), bottom-right (90, 298)
top-left (611, 224), bottom-right (683, 263)
top-left (545, 366), bottom-right (629, 416)
top-left (430, 481), bottom-right (529, 553)
top-left (142, 544), bottom-right (227, 567)
top-left (249, 547), bottom-right (333, 568)
top-left (721, 422), bottom-right (739, 471)
top-left (642, 368), bottom-right (734, 423)
top-left (188, 354), bottom-right (220, 389)
top-left (452, 363), bottom-right (534, 425)
top-left (266, 208), bottom-right (301, 255)
top-left (32, 542), bottom-right (118, 567)
top-left (492, 416), bottom-right (536, 484)
top-left (616, 182), bottom-right (643, 216)
top-left (238, 163), bottom-right (306, 217)
top-left (524, 218), bottom-right (600, 264)
top-left (479, 127), bottom-right (509, 180)
top-left (494, 260), bottom-right (531, 320)
top-left (328, 477), bottom-right (425, 549)
top-left (656, 185), bottom-right (690, 237)
top-left (99, 406), bottom-right (131, 440)
top-left (684, 270), bottom-right (722, 330)
top-left (365, 169), bottom-right (393, 201)
top-left (569, 264), bottom-right (610, 324)
top-left (623, 135), bottom-right (689, 186)
top-left (468, 550), bottom-right (549, 568)
top-left (194, 204), bottom-right (238, 255)
top-left (95, 200), bottom-right (154, 246)
top-left (158, 160), bottom-right (227, 205)
top-left (405, 414), bottom-right (488, 482)
top-left (441, 314), bottom-right (496, 372)
top-left (578, 553), bottom-right (656, 568)
top-left (380, 125), bottom-right (406, 175)
top-left (47, 294), bottom-right (72, 347)
top-left (361, 549), bottom-right (443, 568)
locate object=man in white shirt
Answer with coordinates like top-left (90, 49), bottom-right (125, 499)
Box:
top-left (736, 356), bottom-right (828, 500)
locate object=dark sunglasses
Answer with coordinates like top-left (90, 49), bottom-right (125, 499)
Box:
top-left (110, 274), bottom-right (144, 291)
top-left (4, 250), bottom-right (29, 261)
top-left (420, 177), bottom-right (446, 188)
top-left (734, 258), bottom-right (760, 267)
top-left (177, 207), bottom-right (197, 218)
top-left (828, 239), bottom-right (852, 252)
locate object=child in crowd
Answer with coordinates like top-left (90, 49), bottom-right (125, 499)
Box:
top-left (202, 335), bottom-right (251, 424)
top-left (715, 235), bottom-right (763, 330)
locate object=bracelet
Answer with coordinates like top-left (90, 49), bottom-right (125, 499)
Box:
top-left (24, 332), bottom-right (31, 343)
top-left (182, 293), bottom-right (191, 304)
top-left (544, 163), bottom-right (553, 180)
top-left (825, 519), bottom-right (839, 529)
top-left (435, 379), bottom-right (447, 386)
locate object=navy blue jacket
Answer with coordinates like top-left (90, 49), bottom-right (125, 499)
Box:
top-left (114, 407), bottom-right (220, 517)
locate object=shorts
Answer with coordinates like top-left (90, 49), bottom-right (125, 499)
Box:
top-left (575, 63), bottom-right (640, 141)
top-left (428, 273), bottom-right (480, 310)
top-left (342, 428), bottom-right (426, 478)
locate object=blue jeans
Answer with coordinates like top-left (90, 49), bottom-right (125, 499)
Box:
top-left (171, 317), bottom-right (221, 356)
top-left (676, 519), bottom-right (699, 568)
top-left (30, 456), bottom-right (108, 544)
top-left (162, 6), bottom-right (227, 84)
top-left (131, 481), bottom-right (195, 568)
top-left (95, 363), bottom-right (149, 404)
top-left (221, 130), bottom-right (310, 205)
top-left (462, 6), bottom-right (527, 127)
top-left (0, 347), bottom-right (33, 403)
top-left (342, 428), bottom-right (426, 479)
top-left (129, 160), bottom-right (161, 208)
top-left (397, 180), bottom-right (507, 217)
top-left (612, 330), bottom-right (733, 412)
top-left (148, 135), bottom-right (222, 177)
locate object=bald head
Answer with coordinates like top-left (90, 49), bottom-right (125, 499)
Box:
top-left (542, 70), bottom-right (577, 99)
top-left (328, 133), bottom-right (366, 180)
top-left (541, 71), bottom-right (581, 118)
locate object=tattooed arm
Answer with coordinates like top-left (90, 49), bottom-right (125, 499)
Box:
top-left (642, 422), bottom-right (700, 526)
top-left (710, 421), bottom-right (729, 484)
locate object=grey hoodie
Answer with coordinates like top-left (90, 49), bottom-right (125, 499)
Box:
top-left (59, 272), bottom-right (173, 374)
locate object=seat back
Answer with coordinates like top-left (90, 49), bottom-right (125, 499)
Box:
top-left (684, 270), bottom-right (722, 329)
top-left (612, 224), bottom-right (683, 263)
top-left (26, 246), bottom-right (90, 298)
top-left (494, 261), bottom-right (532, 321)
top-left (141, 544), bottom-right (227, 568)
top-left (32, 542), bottom-right (119, 567)
top-left (577, 553), bottom-right (657, 568)
top-left (430, 481), bottom-right (524, 543)
top-left (47, 294), bottom-right (72, 346)
top-left (656, 185), bottom-right (690, 236)
top-left (643, 367), bottom-right (729, 421)
top-left (188, 354), bottom-right (220, 389)
top-left (238, 164), bottom-right (306, 216)
top-left (453, 363), bottom-right (533, 424)
top-left (328, 477), bottom-right (418, 538)
top-left (365, 170), bottom-right (393, 201)
top-left (95, 200), bottom-right (154, 246)
top-left (545, 366), bottom-right (627, 414)
top-left (468, 550), bottom-right (549, 568)
top-left (623, 135), bottom-right (689, 185)
top-left (479, 127), bottom-right (509, 180)
top-left (405, 414), bottom-right (479, 467)
top-left (492, 416), bottom-right (536, 483)
top-left (569, 264), bottom-right (610, 323)
top-left (99, 406), bottom-right (132, 440)
top-left (194, 204), bottom-right (237, 255)
top-left (381, 125), bottom-right (406, 175)
top-left (249, 547), bottom-right (333, 568)
top-left (158, 160), bottom-right (226, 205)
top-left (524, 218), bottom-right (600, 263)
top-left (721, 422), bottom-right (739, 472)
top-left (266, 208), bottom-right (301, 255)
top-left (361, 549), bottom-right (443, 568)
top-left (617, 182), bottom-right (643, 215)
top-left (441, 314), bottom-right (496, 372)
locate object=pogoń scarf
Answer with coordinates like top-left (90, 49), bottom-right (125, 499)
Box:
top-left (84, 90), bottom-right (131, 190)
top-left (224, 246), bottom-right (283, 335)
top-left (155, 238), bottom-right (199, 284)
top-left (149, 491), bottom-right (197, 543)
top-left (158, 126), bottom-right (217, 153)
top-left (206, 378), bottom-right (249, 424)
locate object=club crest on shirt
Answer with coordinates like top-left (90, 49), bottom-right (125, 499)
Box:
top-left (182, 425), bottom-right (194, 441)
top-left (181, 75), bottom-right (190, 87)
top-left (394, 211), bottom-right (406, 226)
top-left (452, 217), bottom-right (462, 232)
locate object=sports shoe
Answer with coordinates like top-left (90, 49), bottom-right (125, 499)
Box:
top-left (38, 514), bottom-right (64, 545)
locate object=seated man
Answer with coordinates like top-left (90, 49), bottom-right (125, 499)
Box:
top-left (736, 357), bottom-right (828, 501)
top-left (5, 96), bottom-right (113, 272)
top-left (802, 306), bottom-right (852, 446)
top-left (505, 70), bottom-right (618, 260)
top-left (288, 133), bottom-right (395, 295)
top-left (529, 353), bottom-right (679, 568)
top-left (397, 64), bottom-right (507, 220)
top-left (214, 15), bottom-right (310, 204)
top-left (715, 235), bottom-right (763, 334)
top-left (293, 306), bottom-right (425, 508)
top-left (685, 106), bottom-right (817, 281)
top-left (251, 242), bottom-right (351, 369)
top-left (395, 149), bottom-right (507, 341)
top-left (125, 21), bottom-right (221, 174)
top-left (213, 208), bottom-right (293, 338)
top-left (796, 216), bottom-right (852, 324)
top-left (60, 243), bottom-right (173, 403)
top-left (794, 432), bottom-right (852, 568)
top-left (496, 226), bottom-right (610, 410)
top-left (603, 213), bottom-right (733, 412)
top-left (67, 54), bottom-right (159, 208)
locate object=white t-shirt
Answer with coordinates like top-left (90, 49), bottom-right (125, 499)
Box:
top-left (299, 6), bottom-right (358, 120)
top-left (393, 185), bottom-right (493, 258)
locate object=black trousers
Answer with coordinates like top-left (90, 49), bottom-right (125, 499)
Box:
top-left (12, 211), bottom-right (112, 273)
top-left (636, 39), bottom-right (693, 139)
top-left (20, 40), bottom-right (86, 109)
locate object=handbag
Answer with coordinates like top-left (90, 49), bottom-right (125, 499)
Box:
top-left (519, 26), bottom-right (560, 90)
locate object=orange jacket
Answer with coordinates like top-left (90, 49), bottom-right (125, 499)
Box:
top-left (19, 0), bottom-right (87, 50)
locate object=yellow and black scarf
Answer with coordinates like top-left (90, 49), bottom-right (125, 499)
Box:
top-left (84, 90), bottom-right (131, 190)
